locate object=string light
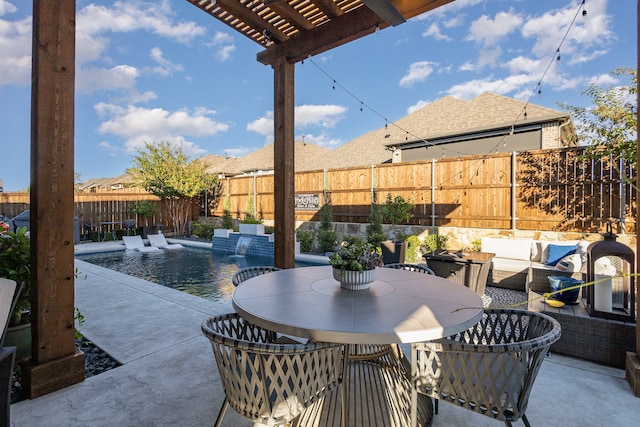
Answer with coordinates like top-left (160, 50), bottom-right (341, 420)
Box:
top-left (305, 0), bottom-right (587, 191)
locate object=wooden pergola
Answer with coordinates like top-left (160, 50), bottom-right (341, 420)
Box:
top-left (27, 0), bottom-right (640, 398)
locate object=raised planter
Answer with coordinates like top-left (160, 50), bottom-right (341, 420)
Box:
top-left (239, 223), bottom-right (264, 235)
top-left (213, 229), bottom-right (233, 238)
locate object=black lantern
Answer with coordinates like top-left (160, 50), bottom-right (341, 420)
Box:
top-left (586, 223), bottom-right (636, 322)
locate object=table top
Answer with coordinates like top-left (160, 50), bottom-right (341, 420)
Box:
top-left (232, 266), bottom-right (483, 344)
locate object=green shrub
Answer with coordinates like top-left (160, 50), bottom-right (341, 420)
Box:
top-left (221, 209), bottom-right (233, 229)
top-left (192, 222), bottom-right (216, 240)
top-left (405, 235), bottom-right (422, 263)
top-left (421, 233), bottom-right (449, 254)
top-left (366, 199), bottom-right (386, 247)
top-left (317, 198), bottom-right (337, 253)
top-left (264, 225), bottom-right (274, 234)
top-left (317, 229), bottom-right (337, 253)
top-left (296, 229), bottom-right (315, 253)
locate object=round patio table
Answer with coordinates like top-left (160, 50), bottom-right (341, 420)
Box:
top-left (233, 265), bottom-right (483, 344)
top-left (232, 265), bottom-right (484, 427)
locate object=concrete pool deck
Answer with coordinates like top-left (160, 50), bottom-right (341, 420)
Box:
top-left (9, 243), bottom-right (640, 426)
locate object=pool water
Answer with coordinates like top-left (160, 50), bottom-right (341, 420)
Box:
top-left (76, 247), bottom-right (312, 303)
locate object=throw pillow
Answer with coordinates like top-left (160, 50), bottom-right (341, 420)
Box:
top-left (555, 253), bottom-right (582, 272)
top-left (545, 244), bottom-right (577, 266)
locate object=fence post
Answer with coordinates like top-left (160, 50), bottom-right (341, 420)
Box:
top-left (511, 151), bottom-right (517, 230)
top-left (431, 158), bottom-right (436, 227)
top-left (620, 157), bottom-right (627, 234)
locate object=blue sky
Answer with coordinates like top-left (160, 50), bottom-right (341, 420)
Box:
top-left (0, 0), bottom-right (635, 191)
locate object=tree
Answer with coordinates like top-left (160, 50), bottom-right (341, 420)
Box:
top-left (558, 67), bottom-right (637, 166)
top-left (128, 141), bottom-right (218, 236)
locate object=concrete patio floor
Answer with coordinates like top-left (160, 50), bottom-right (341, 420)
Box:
top-left (10, 249), bottom-right (640, 426)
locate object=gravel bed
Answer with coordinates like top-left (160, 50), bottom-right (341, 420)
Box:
top-left (10, 337), bottom-right (120, 404)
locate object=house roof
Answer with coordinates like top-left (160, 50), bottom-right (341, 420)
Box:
top-left (203, 141), bottom-right (331, 175)
top-left (315, 92), bottom-right (571, 170)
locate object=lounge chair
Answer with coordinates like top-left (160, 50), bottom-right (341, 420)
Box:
top-left (122, 236), bottom-right (161, 253)
top-left (147, 234), bottom-right (184, 250)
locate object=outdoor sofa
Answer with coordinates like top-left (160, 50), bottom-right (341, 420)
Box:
top-left (481, 237), bottom-right (588, 292)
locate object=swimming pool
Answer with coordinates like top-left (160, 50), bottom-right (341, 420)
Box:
top-left (76, 247), bottom-right (316, 303)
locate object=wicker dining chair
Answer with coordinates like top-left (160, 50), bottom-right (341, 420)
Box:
top-left (201, 313), bottom-right (343, 427)
top-left (383, 263), bottom-right (436, 275)
top-left (411, 309), bottom-right (561, 427)
top-left (231, 266), bottom-right (281, 287)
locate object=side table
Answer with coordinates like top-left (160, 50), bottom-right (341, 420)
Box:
top-left (424, 251), bottom-right (495, 296)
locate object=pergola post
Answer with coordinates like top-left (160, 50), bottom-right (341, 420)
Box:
top-left (28, 0), bottom-right (84, 398)
top-left (629, 0), bottom-right (640, 398)
top-left (272, 56), bottom-right (296, 269)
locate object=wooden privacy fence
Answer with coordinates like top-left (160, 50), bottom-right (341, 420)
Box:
top-left (0, 189), bottom-right (193, 232)
top-left (215, 147), bottom-right (636, 234)
top-left (1, 148), bottom-right (635, 234)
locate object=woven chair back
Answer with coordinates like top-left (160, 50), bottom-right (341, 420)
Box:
top-left (383, 263), bottom-right (436, 275)
top-left (231, 266), bottom-right (281, 287)
top-left (412, 309), bottom-right (560, 424)
top-left (201, 313), bottom-right (342, 425)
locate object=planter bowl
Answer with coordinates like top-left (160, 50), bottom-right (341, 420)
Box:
top-left (332, 267), bottom-right (377, 291)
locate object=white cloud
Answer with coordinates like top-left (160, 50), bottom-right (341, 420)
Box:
top-left (95, 103), bottom-right (229, 154)
top-left (0, 11), bottom-right (31, 86)
top-left (407, 100), bottom-right (431, 114)
top-left (77, 0), bottom-right (205, 43)
top-left (149, 47), bottom-right (184, 76)
top-left (589, 73), bottom-right (618, 86)
top-left (98, 141), bottom-right (121, 157)
top-left (75, 0), bottom-right (206, 65)
top-left (459, 61), bottom-right (478, 72)
top-left (399, 61), bottom-right (435, 87)
top-left (446, 73), bottom-right (538, 100)
top-left (76, 65), bottom-right (140, 94)
top-left (247, 112), bottom-right (274, 136)
top-left (247, 105), bottom-right (348, 140)
top-left (295, 104), bottom-right (347, 128)
top-left (521, 0), bottom-right (613, 61)
top-left (467, 10), bottom-right (523, 47)
top-left (0, 1), bottom-right (18, 16)
top-left (422, 23), bottom-right (451, 41)
top-left (208, 31), bottom-right (236, 62)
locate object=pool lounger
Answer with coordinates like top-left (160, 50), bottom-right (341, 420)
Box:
top-left (147, 233), bottom-right (185, 250)
top-left (122, 236), bottom-right (162, 253)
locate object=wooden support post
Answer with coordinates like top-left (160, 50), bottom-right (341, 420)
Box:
top-left (272, 56), bottom-right (295, 269)
top-left (629, 0), bottom-right (640, 398)
top-left (29, 0), bottom-right (84, 398)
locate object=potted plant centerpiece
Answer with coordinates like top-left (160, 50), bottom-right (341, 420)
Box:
top-left (380, 193), bottom-right (415, 264)
top-left (329, 238), bottom-right (382, 291)
top-left (0, 226), bottom-right (32, 361)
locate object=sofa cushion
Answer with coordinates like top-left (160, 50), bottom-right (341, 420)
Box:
top-left (555, 253), bottom-right (582, 272)
top-left (539, 240), bottom-right (579, 264)
top-left (545, 243), bottom-right (577, 265)
top-left (481, 237), bottom-right (532, 261)
top-left (492, 257), bottom-right (531, 273)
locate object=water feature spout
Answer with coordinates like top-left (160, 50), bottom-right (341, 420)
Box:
top-left (235, 236), bottom-right (253, 256)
